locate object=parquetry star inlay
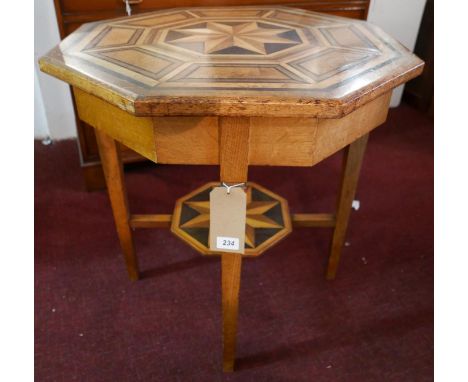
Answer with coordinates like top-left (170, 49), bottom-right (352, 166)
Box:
top-left (167, 22), bottom-right (300, 54)
top-left (171, 182), bottom-right (291, 256)
top-left (181, 188), bottom-right (281, 247)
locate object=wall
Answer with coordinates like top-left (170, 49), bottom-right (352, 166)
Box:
top-left (367, 0), bottom-right (427, 107)
top-left (34, 68), bottom-right (50, 139)
top-left (34, 0), bottom-right (76, 140)
top-left (34, 0), bottom-right (426, 140)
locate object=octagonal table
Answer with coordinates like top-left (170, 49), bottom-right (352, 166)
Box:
top-left (39, 6), bottom-right (423, 372)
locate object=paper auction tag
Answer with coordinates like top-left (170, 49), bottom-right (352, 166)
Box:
top-left (209, 186), bottom-right (246, 254)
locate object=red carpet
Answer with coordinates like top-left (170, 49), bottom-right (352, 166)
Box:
top-left (35, 103), bottom-right (433, 381)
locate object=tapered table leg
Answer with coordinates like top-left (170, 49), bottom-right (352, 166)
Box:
top-left (326, 133), bottom-right (369, 280)
top-left (222, 253), bottom-right (243, 372)
top-left (218, 117), bottom-right (250, 371)
top-left (95, 129), bottom-right (139, 281)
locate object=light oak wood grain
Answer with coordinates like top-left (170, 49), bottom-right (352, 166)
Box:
top-left (221, 252), bottom-right (242, 372)
top-left (95, 129), bottom-right (139, 281)
top-left (73, 89), bottom-right (391, 168)
top-left (219, 116), bottom-right (248, 371)
top-left (292, 213), bottom-right (336, 228)
top-left (153, 117), bottom-right (219, 164)
top-left (74, 87), bottom-right (156, 162)
top-left (311, 91), bottom-right (390, 166)
top-left (129, 212), bottom-right (336, 229)
top-left (326, 133), bottom-right (369, 280)
top-left (219, 117), bottom-right (250, 183)
top-left (129, 214), bottom-right (172, 228)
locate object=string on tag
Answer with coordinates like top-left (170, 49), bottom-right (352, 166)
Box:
top-left (221, 182), bottom-right (245, 195)
top-left (125, 0), bottom-right (132, 16)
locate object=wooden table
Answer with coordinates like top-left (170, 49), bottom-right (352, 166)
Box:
top-left (39, 6), bottom-right (423, 372)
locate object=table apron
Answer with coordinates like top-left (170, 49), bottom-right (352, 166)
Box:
top-left (73, 87), bottom-right (391, 168)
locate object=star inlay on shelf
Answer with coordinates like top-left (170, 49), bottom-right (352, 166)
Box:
top-left (171, 182), bottom-right (292, 256)
top-left (166, 21), bottom-right (301, 55)
top-left (181, 194), bottom-right (281, 247)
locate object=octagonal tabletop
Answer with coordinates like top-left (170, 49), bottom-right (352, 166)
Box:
top-left (39, 6), bottom-right (424, 118)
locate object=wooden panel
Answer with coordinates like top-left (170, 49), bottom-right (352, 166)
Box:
top-left (63, 22), bottom-right (90, 36)
top-left (61, 0), bottom-right (121, 13)
top-left (323, 9), bottom-right (366, 19)
top-left (59, 7), bottom-right (367, 36)
top-left (249, 91), bottom-right (390, 166)
top-left (78, 120), bottom-right (145, 164)
top-left (150, 91), bottom-right (391, 166)
top-left (71, 89), bottom-right (390, 167)
top-left (59, 1), bottom-right (370, 15)
top-left (81, 162), bottom-right (106, 190)
top-left (139, 0), bottom-right (369, 13)
top-left (153, 117), bottom-right (218, 164)
top-left (249, 117), bottom-right (318, 166)
top-left (73, 87), bottom-right (157, 162)
top-left (311, 91), bottom-right (391, 166)
top-left (80, 121), bottom-right (100, 160)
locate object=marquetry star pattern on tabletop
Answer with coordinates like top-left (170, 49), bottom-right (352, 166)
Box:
top-left (166, 21), bottom-right (300, 55)
top-left (171, 182), bottom-right (292, 256)
top-left (39, 6), bottom-right (424, 110)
